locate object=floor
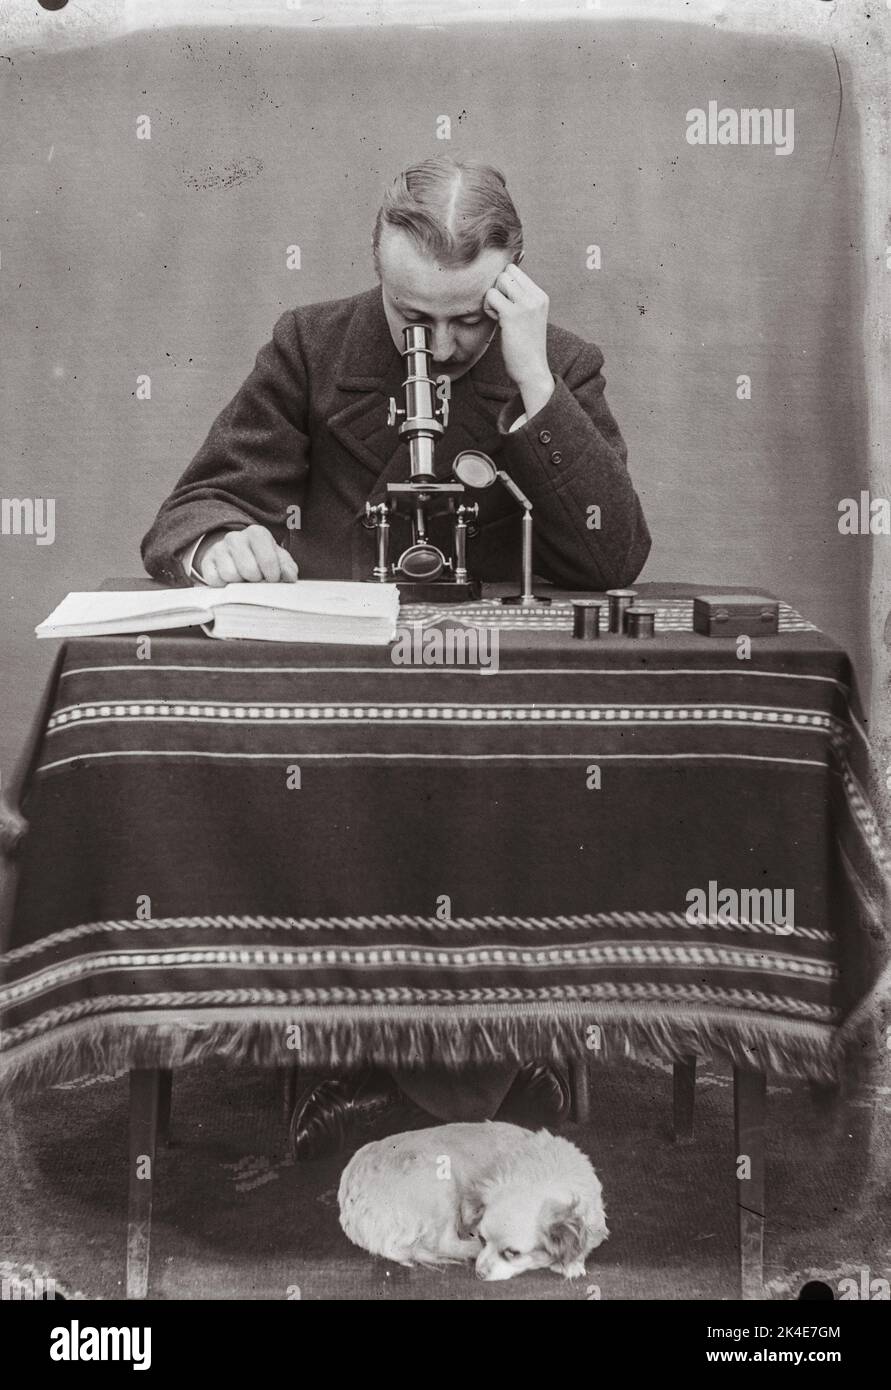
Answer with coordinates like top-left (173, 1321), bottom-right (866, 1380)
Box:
top-left (1, 1054), bottom-right (888, 1300)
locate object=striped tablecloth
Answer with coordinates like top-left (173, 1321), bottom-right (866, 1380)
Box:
top-left (1, 589), bottom-right (888, 1093)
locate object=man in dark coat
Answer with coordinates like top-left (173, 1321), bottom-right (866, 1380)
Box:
top-left (141, 156), bottom-right (651, 1157)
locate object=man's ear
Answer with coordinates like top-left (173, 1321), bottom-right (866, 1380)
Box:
top-left (457, 1191), bottom-right (485, 1240)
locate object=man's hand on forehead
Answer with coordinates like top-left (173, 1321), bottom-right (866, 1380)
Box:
top-left (483, 263), bottom-right (553, 410)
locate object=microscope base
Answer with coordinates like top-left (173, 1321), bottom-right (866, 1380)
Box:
top-left (394, 578), bottom-right (480, 603)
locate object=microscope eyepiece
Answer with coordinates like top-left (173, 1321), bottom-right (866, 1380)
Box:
top-left (393, 324), bottom-right (445, 480)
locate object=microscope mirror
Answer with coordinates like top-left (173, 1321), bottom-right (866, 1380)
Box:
top-left (452, 450), bottom-right (497, 490)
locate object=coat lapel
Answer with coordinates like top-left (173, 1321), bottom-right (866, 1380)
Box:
top-left (326, 289), bottom-right (405, 486)
top-left (327, 286), bottom-right (519, 503)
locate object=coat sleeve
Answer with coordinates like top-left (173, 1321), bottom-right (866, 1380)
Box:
top-left (140, 311), bottom-right (311, 585)
top-left (479, 342), bottom-right (651, 590)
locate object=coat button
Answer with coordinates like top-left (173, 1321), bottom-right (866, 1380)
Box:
top-left (550, 450), bottom-right (563, 465)
top-left (539, 429), bottom-right (552, 444)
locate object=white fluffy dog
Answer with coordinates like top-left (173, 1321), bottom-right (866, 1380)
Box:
top-left (338, 1121), bottom-right (608, 1281)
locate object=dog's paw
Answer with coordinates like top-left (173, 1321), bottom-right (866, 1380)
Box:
top-left (557, 1260), bottom-right (587, 1280)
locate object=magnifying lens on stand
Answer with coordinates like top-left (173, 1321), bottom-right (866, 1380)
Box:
top-left (452, 451), bottom-right (552, 606)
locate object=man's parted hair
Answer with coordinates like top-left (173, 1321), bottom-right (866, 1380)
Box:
top-left (372, 156), bottom-right (524, 271)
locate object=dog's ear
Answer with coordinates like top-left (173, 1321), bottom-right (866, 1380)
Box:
top-left (542, 1198), bottom-right (601, 1277)
top-left (457, 1191), bottom-right (485, 1240)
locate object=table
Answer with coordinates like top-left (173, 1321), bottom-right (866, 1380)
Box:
top-left (1, 584), bottom-right (888, 1298)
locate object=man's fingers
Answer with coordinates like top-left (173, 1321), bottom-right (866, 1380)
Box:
top-left (201, 555), bottom-right (225, 588)
top-left (505, 263), bottom-right (534, 290)
top-left (227, 531), bottom-right (265, 582)
top-left (484, 286), bottom-right (512, 318)
top-left (245, 528), bottom-right (283, 581)
top-left (198, 527), bottom-right (298, 584)
top-left (496, 267), bottom-right (544, 305)
top-left (243, 527), bottom-right (297, 582)
top-left (233, 525), bottom-right (299, 583)
top-left (277, 547), bottom-right (300, 582)
top-left (495, 270), bottom-right (521, 298)
top-left (209, 544), bottom-right (243, 585)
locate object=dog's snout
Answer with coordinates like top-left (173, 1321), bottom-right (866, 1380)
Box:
top-left (475, 1251), bottom-right (509, 1282)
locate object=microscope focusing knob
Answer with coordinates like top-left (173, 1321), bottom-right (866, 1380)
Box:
top-left (363, 499), bottom-right (389, 529)
top-left (387, 398), bottom-right (404, 428)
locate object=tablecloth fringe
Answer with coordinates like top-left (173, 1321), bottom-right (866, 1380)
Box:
top-left (0, 1005), bottom-right (855, 1098)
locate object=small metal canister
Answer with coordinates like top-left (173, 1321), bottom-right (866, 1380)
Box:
top-left (572, 600), bottom-right (602, 640)
top-left (606, 588), bottom-right (638, 633)
top-left (627, 605), bottom-right (656, 639)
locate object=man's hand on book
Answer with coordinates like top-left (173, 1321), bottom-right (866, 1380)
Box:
top-left (195, 525), bottom-right (299, 586)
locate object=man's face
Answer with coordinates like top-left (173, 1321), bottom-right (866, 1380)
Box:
top-left (377, 228), bottom-right (514, 381)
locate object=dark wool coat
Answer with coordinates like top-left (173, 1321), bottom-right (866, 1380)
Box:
top-left (141, 286), bottom-right (651, 588)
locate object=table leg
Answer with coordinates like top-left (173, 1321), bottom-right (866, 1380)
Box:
top-left (672, 1055), bottom-right (697, 1140)
top-left (569, 1057), bottom-right (590, 1123)
top-left (282, 1065), bottom-right (300, 1125)
top-left (157, 1069), bottom-right (173, 1147)
top-left (127, 1068), bottom-right (161, 1300)
top-left (733, 1066), bottom-right (767, 1300)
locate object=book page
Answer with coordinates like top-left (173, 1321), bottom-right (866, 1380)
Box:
top-left (36, 587), bottom-right (216, 634)
top-left (35, 583), bottom-right (399, 636)
top-left (218, 582), bottom-right (400, 617)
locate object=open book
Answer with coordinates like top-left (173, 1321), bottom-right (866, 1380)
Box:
top-left (36, 582), bottom-right (401, 645)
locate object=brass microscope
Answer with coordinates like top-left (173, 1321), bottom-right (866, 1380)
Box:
top-left (363, 323), bottom-right (550, 605)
